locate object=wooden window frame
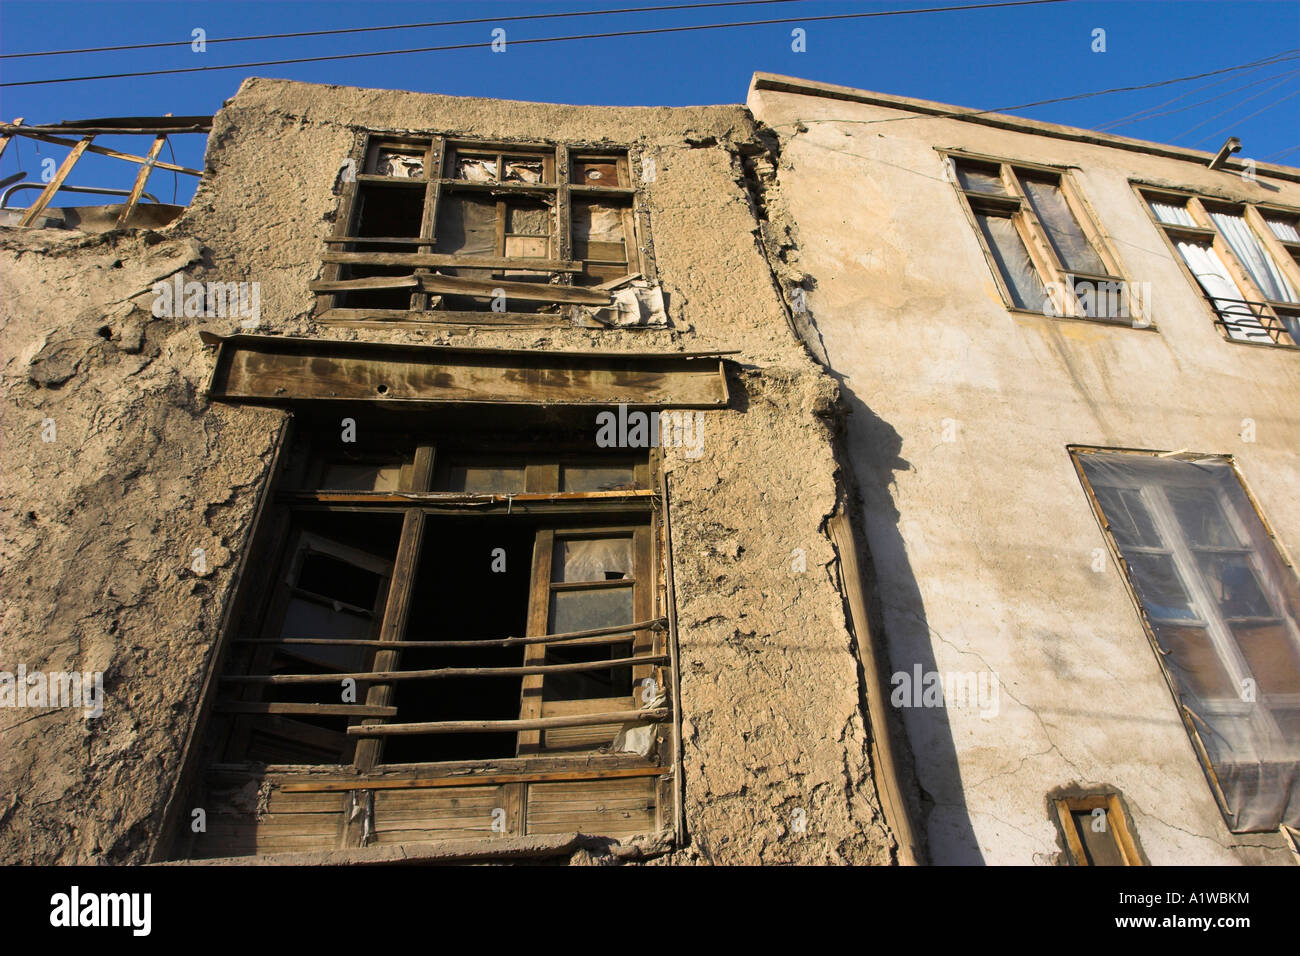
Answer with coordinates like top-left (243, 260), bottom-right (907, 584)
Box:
top-left (943, 149), bottom-right (1146, 327)
top-left (183, 425), bottom-right (681, 858)
top-left (1135, 183), bottom-right (1300, 349)
top-left (315, 134), bottom-right (652, 330)
top-left (1052, 792), bottom-right (1145, 866)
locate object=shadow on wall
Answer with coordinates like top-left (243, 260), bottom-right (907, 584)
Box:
top-left (836, 382), bottom-right (985, 865)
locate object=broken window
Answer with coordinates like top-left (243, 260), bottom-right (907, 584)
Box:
top-left (1052, 793), bottom-right (1144, 866)
top-left (1073, 448), bottom-right (1300, 832)
top-left (315, 137), bottom-right (659, 326)
top-left (948, 154), bottom-right (1137, 323)
top-left (179, 425), bottom-right (674, 859)
top-left (1142, 189), bottom-right (1300, 347)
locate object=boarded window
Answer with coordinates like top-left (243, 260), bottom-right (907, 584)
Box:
top-left (1074, 449), bottom-right (1300, 832)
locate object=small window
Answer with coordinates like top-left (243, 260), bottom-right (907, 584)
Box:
top-left (1053, 793), bottom-right (1144, 866)
top-left (948, 155), bottom-right (1137, 323)
top-left (1141, 190), bottom-right (1300, 347)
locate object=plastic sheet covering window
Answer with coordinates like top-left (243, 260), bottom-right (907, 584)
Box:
top-left (434, 195), bottom-right (497, 257)
top-left (1208, 211), bottom-right (1300, 304)
top-left (1264, 215), bottom-right (1300, 243)
top-left (1150, 200), bottom-right (1196, 227)
top-left (1078, 452), bottom-right (1300, 831)
top-left (1020, 178), bottom-right (1107, 276)
top-left (975, 212), bottom-right (1047, 310)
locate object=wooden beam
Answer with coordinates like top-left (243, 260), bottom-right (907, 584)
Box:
top-left (279, 489), bottom-right (656, 505)
top-left (321, 251), bottom-right (582, 271)
top-left (4, 129), bottom-right (200, 175)
top-left (309, 275), bottom-right (419, 293)
top-left (223, 654), bottom-right (668, 686)
top-left (116, 130), bottom-right (168, 229)
top-left (348, 708), bottom-right (670, 736)
top-left (215, 701), bottom-right (399, 718)
top-left (19, 135), bottom-right (92, 227)
top-left (232, 617), bottom-right (666, 649)
top-left (280, 765), bottom-right (667, 793)
top-left (417, 273), bottom-right (610, 306)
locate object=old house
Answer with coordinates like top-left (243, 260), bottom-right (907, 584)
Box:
top-left (0, 78), bottom-right (902, 865)
top-left (2, 70), bottom-right (1297, 868)
top-left (748, 73), bottom-right (1300, 865)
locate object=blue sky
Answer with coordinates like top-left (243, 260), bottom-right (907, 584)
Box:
top-left (1, 0), bottom-right (1298, 205)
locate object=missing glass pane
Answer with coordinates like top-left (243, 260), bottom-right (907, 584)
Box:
top-left (553, 538), bottom-right (634, 583)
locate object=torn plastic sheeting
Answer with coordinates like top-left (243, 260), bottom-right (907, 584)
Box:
top-left (376, 151), bottom-right (424, 178)
top-left (456, 158), bottom-right (497, 182)
top-left (574, 203), bottom-right (625, 242)
top-left (434, 195), bottom-right (497, 257)
top-left (610, 691), bottom-right (667, 757)
top-left (580, 280), bottom-right (668, 328)
top-left (504, 160), bottom-right (543, 183)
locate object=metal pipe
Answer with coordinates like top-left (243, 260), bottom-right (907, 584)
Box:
top-left (1, 181), bottom-right (160, 208)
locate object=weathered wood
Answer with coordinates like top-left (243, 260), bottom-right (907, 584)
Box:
top-left (280, 765), bottom-right (667, 793)
top-left (3, 129), bottom-right (201, 175)
top-left (223, 653), bottom-right (668, 686)
top-left (317, 314), bottom-right (573, 331)
top-left (320, 249), bottom-right (583, 271)
top-left (416, 272), bottom-right (609, 306)
top-left (280, 489), bottom-right (655, 505)
top-left (348, 708), bottom-right (670, 736)
top-left (309, 275), bottom-right (419, 293)
top-left (116, 131), bottom-right (168, 228)
top-left (214, 701), bottom-right (399, 718)
top-left (19, 135), bottom-right (92, 227)
top-left (201, 333), bottom-right (730, 409)
top-left (232, 616), bottom-right (666, 649)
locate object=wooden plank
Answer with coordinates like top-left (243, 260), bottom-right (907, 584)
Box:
top-left (317, 315), bottom-right (574, 331)
top-left (223, 654), bottom-right (667, 685)
top-left (417, 273), bottom-right (610, 306)
top-left (349, 708), bottom-right (669, 737)
top-left (115, 131), bottom-right (168, 228)
top-left (19, 135), bottom-right (92, 227)
top-left (214, 701), bottom-right (398, 718)
top-left (203, 334), bottom-right (730, 409)
top-left (309, 275), bottom-right (419, 293)
top-left (321, 251), bottom-right (582, 271)
top-left (233, 616), bottom-right (665, 649)
top-left (278, 765), bottom-right (665, 794)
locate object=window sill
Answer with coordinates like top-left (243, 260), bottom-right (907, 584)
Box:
top-left (1005, 306), bottom-right (1159, 332)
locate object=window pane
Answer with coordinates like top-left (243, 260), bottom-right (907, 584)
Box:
top-left (502, 158), bottom-right (544, 183)
top-left (1166, 487), bottom-right (1239, 547)
top-left (319, 462), bottom-right (403, 492)
top-left (1263, 214), bottom-right (1300, 243)
top-left (954, 161), bottom-right (1007, 195)
top-left (1152, 623), bottom-right (1239, 699)
top-left (1092, 486), bottom-right (1162, 548)
top-left (1173, 240), bottom-right (1271, 343)
top-left (1020, 177), bottom-right (1107, 276)
top-left (553, 538), bottom-right (634, 583)
top-left (434, 194), bottom-right (498, 257)
top-left (444, 465), bottom-right (525, 494)
top-left (373, 148), bottom-right (425, 179)
top-left (1194, 553), bottom-right (1272, 620)
top-left (1125, 552), bottom-right (1197, 621)
top-left (1208, 210), bottom-right (1299, 303)
top-left (1149, 198), bottom-right (1195, 227)
top-left (560, 463), bottom-right (637, 492)
top-left (1069, 809), bottom-right (1125, 866)
top-left (455, 157), bottom-right (498, 182)
top-left (975, 212), bottom-right (1047, 310)
top-left (1231, 623), bottom-right (1300, 694)
top-left (549, 586), bottom-right (634, 634)
top-left (298, 551), bottom-right (382, 610)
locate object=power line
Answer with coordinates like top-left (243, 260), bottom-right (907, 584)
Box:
top-left (1188, 86), bottom-right (1300, 149)
top-left (0, 0), bottom-right (1071, 88)
top-left (1095, 56), bottom-right (1300, 131)
top-left (851, 48), bottom-right (1300, 126)
top-left (1167, 71), bottom-right (1300, 142)
top-left (0, 0), bottom-right (809, 59)
top-left (1260, 143), bottom-right (1300, 162)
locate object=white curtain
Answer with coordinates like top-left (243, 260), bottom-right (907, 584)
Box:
top-left (1175, 241), bottom-right (1272, 343)
top-left (1265, 216), bottom-right (1300, 243)
top-left (1209, 211), bottom-right (1298, 304)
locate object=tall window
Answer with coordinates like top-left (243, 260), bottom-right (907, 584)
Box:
top-left (313, 136), bottom-right (651, 326)
top-left (1073, 448), bottom-right (1300, 832)
top-left (181, 424), bottom-right (674, 858)
top-left (948, 154), bottom-right (1137, 322)
top-left (1141, 190), bottom-right (1300, 348)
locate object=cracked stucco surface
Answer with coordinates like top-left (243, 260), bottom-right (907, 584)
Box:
top-left (0, 78), bottom-right (893, 865)
top-left (749, 84), bottom-right (1300, 865)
